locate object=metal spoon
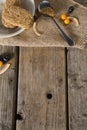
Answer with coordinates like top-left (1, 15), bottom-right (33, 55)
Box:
top-left (38, 0), bottom-right (75, 46)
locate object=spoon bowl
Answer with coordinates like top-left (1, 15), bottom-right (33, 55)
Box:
top-left (38, 0), bottom-right (51, 12)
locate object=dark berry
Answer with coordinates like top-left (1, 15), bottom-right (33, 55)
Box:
top-left (67, 6), bottom-right (75, 14)
top-left (3, 56), bottom-right (10, 63)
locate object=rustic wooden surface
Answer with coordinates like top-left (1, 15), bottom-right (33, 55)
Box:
top-left (0, 46), bottom-right (87, 130)
top-left (67, 48), bottom-right (87, 130)
top-left (16, 47), bottom-right (66, 130)
top-left (74, 0), bottom-right (87, 7)
top-left (0, 46), bottom-right (18, 130)
top-left (0, 2), bottom-right (87, 130)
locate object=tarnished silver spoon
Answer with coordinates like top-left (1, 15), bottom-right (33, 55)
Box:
top-left (38, 0), bottom-right (75, 46)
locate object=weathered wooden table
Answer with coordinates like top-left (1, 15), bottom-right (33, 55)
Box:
top-left (0, 46), bottom-right (87, 130)
top-left (0, 0), bottom-right (87, 130)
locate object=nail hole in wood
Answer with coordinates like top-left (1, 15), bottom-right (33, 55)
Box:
top-left (46, 93), bottom-right (53, 99)
top-left (16, 113), bottom-right (23, 120)
top-left (10, 79), bottom-right (13, 82)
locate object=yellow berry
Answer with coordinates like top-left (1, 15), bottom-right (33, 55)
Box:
top-left (60, 14), bottom-right (67, 20)
top-left (64, 18), bottom-right (70, 25)
top-left (0, 61), bottom-right (3, 67)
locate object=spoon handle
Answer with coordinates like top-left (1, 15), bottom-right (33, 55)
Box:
top-left (52, 18), bottom-right (75, 46)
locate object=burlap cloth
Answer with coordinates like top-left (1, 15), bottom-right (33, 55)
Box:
top-left (34, 0), bottom-right (87, 49)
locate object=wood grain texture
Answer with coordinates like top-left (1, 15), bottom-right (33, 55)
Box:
top-left (16, 47), bottom-right (67, 130)
top-left (67, 48), bottom-right (87, 130)
top-left (81, 0), bottom-right (87, 7)
top-left (0, 46), bottom-right (18, 130)
top-left (73, 0), bottom-right (87, 7)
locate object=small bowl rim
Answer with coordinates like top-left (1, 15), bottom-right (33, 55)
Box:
top-left (0, 0), bottom-right (35, 38)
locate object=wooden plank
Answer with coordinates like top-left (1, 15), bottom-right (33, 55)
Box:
top-left (73, 0), bottom-right (87, 7)
top-left (0, 46), bottom-right (18, 130)
top-left (67, 48), bottom-right (87, 130)
top-left (73, 0), bottom-right (82, 4)
top-left (16, 47), bottom-right (67, 130)
top-left (81, 0), bottom-right (87, 7)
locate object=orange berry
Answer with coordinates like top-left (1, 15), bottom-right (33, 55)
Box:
top-left (64, 18), bottom-right (70, 25)
top-left (0, 61), bottom-right (3, 67)
top-left (60, 14), bottom-right (67, 20)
